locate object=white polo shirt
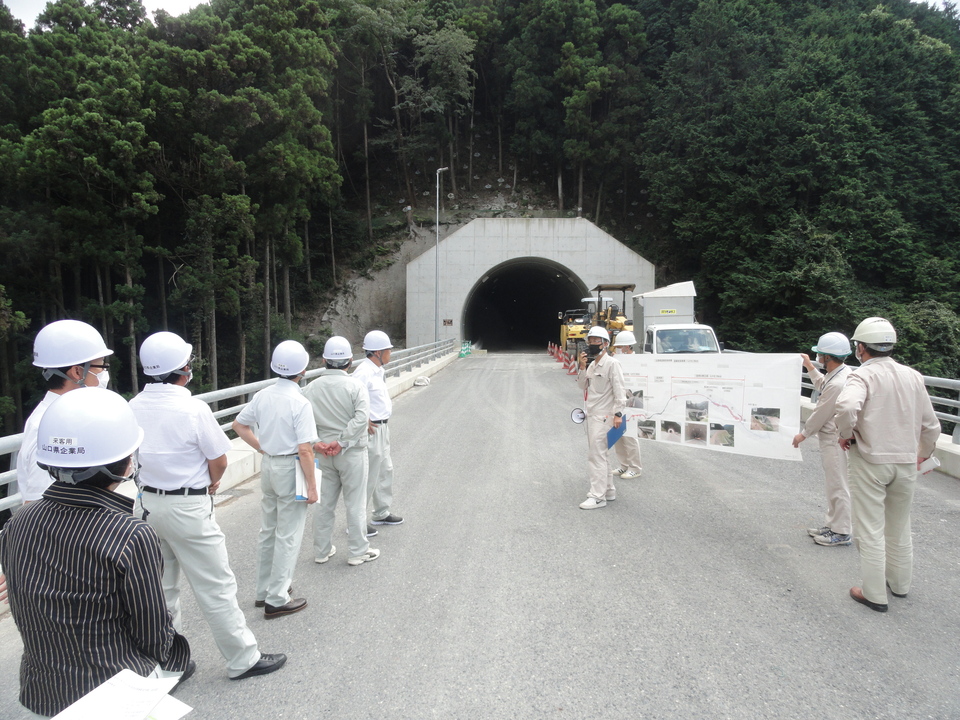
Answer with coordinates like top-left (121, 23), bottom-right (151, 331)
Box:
top-left (17, 391), bottom-right (59, 501)
top-left (352, 358), bottom-right (392, 422)
top-left (235, 379), bottom-right (317, 456)
top-left (130, 383), bottom-right (232, 491)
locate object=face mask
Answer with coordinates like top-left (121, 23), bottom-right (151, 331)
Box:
top-left (587, 344), bottom-right (602, 357)
top-left (94, 369), bottom-right (110, 389)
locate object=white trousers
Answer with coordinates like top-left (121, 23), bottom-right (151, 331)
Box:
top-left (257, 455), bottom-right (307, 608)
top-left (586, 415), bottom-right (615, 499)
top-left (314, 448), bottom-right (369, 560)
top-left (614, 432), bottom-right (643, 474)
top-left (818, 429), bottom-right (851, 535)
top-left (138, 492), bottom-right (260, 678)
top-left (367, 423), bottom-right (394, 520)
top-left (847, 444), bottom-right (917, 604)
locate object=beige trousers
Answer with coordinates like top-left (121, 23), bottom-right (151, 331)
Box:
top-left (586, 415), bottom-right (616, 499)
top-left (847, 444), bottom-right (916, 604)
top-left (818, 430), bottom-right (851, 535)
top-left (614, 432), bottom-right (643, 474)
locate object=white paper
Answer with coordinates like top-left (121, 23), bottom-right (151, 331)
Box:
top-left (52, 669), bottom-right (191, 720)
top-left (295, 458), bottom-right (321, 500)
top-left (617, 353), bottom-right (803, 461)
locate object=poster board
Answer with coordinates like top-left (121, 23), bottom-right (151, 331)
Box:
top-left (616, 353), bottom-right (803, 462)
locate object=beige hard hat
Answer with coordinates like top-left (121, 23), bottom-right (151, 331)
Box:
top-left (851, 317), bottom-right (896, 350)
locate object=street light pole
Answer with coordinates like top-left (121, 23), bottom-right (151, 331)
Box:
top-left (435, 166), bottom-right (448, 343)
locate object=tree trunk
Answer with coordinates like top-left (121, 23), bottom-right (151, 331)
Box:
top-left (363, 120), bottom-right (373, 242)
top-left (158, 251), bottom-right (168, 330)
top-left (238, 314), bottom-right (246, 386)
top-left (577, 163), bottom-right (584, 216)
top-left (594, 178), bottom-right (604, 225)
top-left (263, 239), bottom-right (271, 379)
top-left (283, 263), bottom-right (291, 331)
top-left (447, 115), bottom-right (458, 198)
top-left (557, 163), bottom-right (564, 215)
top-left (124, 263), bottom-right (137, 393)
top-left (329, 214), bottom-right (337, 286)
top-left (304, 219), bottom-right (311, 284)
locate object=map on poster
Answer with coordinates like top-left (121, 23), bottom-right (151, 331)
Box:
top-left (616, 353), bottom-right (803, 461)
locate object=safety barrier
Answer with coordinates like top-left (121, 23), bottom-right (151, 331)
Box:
top-left (0, 338), bottom-right (458, 514)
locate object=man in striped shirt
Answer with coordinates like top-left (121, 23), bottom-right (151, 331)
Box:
top-left (0, 389), bottom-right (192, 717)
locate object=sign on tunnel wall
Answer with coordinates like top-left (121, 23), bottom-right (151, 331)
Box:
top-left (617, 353), bottom-right (803, 462)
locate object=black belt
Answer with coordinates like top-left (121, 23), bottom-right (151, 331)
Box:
top-left (371, 419), bottom-right (389, 425)
top-left (142, 485), bottom-right (208, 496)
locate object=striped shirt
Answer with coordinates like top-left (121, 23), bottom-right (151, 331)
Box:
top-left (0, 482), bottom-right (190, 716)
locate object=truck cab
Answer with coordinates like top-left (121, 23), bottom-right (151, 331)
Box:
top-left (644, 324), bottom-right (722, 354)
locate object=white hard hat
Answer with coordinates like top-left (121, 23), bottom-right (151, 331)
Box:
top-left (811, 332), bottom-right (851, 358)
top-left (33, 320), bottom-right (112, 369)
top-left (36, 388), bottom-right (144, 479)
top-left (852, 317), bottom-right (897, 350)
top-left (139, 332), bottom-right (192, 377)
top-left (614, 330), bottom-right (636, 347)
top-left (362, 330), bottom-right (393, 351)
top-left (271, 340), bottom-right (309, 376)
top-left (322, 336), bottom-right (353, 361)
top-left (587, 326), bottom-right (610, 342)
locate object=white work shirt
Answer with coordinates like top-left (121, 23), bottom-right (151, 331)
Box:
top-left (17, 391), bottom-right (59, 501)
top-left (235, 379), bottom-right (317, 456)
top-left (352, 358), bottom-right (392, 421)
top-left (129, 383), bottom-right (232, 491)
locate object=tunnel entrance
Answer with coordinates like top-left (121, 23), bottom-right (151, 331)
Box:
top-left (462, 258), bottom-right (587, 352)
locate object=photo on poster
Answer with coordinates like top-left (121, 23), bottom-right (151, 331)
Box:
top-left (638, 420), bottom-right (656, 440)
top-left (685, 400), bottom-right (708, 422)
top-left (661, 420), bottom-right (681, 442)
top-left (627, 389), bottom-right (644, 409)
top-left (710, 423), bottom-right (735, 447)
top-left (750, 408), bottom-right (781, 432)
top-left (685, 423), bottom-right (707, 445)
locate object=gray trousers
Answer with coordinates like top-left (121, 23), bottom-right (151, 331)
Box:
top-left (138, 492), bottom-right (260, 677)
top-left (314, 448), bottom-right (369, 561)
top-left (257, 455), bottom-right (307, 608)
top-left (367, 423), bottom-right (394, 519)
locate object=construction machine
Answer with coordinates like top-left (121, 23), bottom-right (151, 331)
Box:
top-left (589, 284), bottom-right (635, 343)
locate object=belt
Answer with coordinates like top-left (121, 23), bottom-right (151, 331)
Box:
top-left (142, 485), bottom-right (208, 496)
top-left (371, 419), bottom-right (389, 425)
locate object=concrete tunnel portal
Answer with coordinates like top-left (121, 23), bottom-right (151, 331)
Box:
top-left (462, 258), bottom-right (587, 352)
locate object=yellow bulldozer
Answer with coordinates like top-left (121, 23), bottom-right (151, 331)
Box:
top-left (589, 284), bottom-right (635, 343)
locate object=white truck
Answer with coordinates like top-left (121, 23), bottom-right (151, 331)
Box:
top-left (631, 281), bottom-right (722, 354)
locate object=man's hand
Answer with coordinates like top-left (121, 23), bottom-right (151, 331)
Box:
top-left (799, 353), bottom-right (815, 372)
top-left (368, 420), bottom-right (376, 435)
top-left (314, 441), bottom-right (341, 457)
top-left (307, 486), bottom-right (318, 504)
top-left (208, 479), bottom-right (221, 495)
top-left (0, 573), bottom-right (7, 604)
top-left (613, 415), bottom-right (622, 429)
top-left (792, 433), bottom-right (805, 448)
top-left (838, 437), bottom-right (853, 451)
top-left (579, 351), bottom-right (587, 370)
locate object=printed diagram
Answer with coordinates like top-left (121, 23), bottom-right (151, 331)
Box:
top-left (616, 354), bottom-right (801, 461)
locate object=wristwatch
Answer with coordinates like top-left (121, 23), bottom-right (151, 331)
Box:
top-left (614, 412), bottom-right (623, 418)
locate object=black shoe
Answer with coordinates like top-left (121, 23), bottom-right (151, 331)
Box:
top-left (370, 514), bottom-right (404, 526)
top-left (230, 653), bottom-right (288, 680)
top-left (887, 581), bottom-right (908, 599)
top-left (264, 597), bottom-right (307, 619)
top-left (172, 661), bottom-right (196, 691)
top-left (850, 587), bottom-right (888, 613)
top-left (255, 586), bottom-right (292, 608)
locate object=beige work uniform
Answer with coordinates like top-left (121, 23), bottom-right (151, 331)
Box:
top-left (576, 352), bottom-right (626, 500)
top-left (802, 364), bottom-right (851, 535)
top-left (835, 357), bottom-right (940, 604)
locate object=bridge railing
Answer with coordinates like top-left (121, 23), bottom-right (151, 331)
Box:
top-left (0, 339), bottom-right (457, 514)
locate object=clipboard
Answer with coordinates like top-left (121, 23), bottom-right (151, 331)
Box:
top-left (607, 421), bottom-right (626, 449)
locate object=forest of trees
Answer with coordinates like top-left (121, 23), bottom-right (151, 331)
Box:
top-left (1, 0), bottom-right (959, 433)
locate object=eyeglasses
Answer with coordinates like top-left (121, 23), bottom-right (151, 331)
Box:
top-left (89, 363), bottom-right (110, 370)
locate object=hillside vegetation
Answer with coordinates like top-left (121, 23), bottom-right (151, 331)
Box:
top-left (1, 0), bottom-right (959, 431)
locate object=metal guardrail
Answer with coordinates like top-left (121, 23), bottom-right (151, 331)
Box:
top-left (0, 338), bottom-right (457, 513)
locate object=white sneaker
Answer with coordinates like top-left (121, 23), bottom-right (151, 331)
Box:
top-left (579, 497), bottom-right (607, 509)
top-left (619, 470), bottom-right (641, 480)
top-left (347, 548), bottom-right (381, 566)
top-left (315, 545), bottom-right (336, 564)
top-left (612, 467), bottom-right (627, 475)
top-left (605, 490), bottom-right (616, 501)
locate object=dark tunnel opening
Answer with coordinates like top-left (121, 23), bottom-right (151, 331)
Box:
top-left (462, 260), bottom-right (586, 352)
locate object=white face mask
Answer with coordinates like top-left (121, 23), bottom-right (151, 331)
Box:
top-left (96, 369), bottom-right (110, 389)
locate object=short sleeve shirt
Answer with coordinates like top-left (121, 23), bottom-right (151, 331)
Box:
top-left (235, 379), bottom-right (317, 456)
